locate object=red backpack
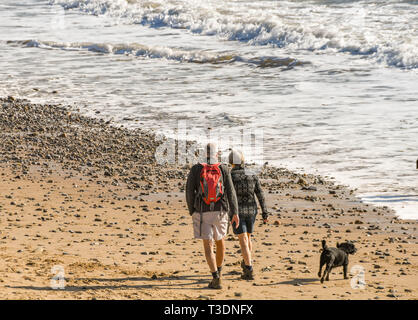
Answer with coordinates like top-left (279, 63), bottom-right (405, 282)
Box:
top-left (199, 163), bottom-right (224, 209)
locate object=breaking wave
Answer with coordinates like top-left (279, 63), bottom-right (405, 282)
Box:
top-left (49, 0), bottom-right (418, 69)
top-left (5, 39), bottom-right (307, 68)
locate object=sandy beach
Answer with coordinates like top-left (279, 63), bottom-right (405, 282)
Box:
top-left (0, 96), bottom-right (417, 300)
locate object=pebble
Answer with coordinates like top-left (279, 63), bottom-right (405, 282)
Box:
top-left (0, 96), bottom-right (413, 300)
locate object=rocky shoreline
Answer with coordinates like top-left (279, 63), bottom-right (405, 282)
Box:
top-left (0, 96), bottom-right (416, 300)
top-left (1, 96), bottom-right (414, 226)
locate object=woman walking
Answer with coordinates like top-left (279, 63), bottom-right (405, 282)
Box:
top-left (228, 150), bottom-right (271, 280)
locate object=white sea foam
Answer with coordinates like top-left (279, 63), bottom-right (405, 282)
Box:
top-left (5, 39), bottom-right (306, 68)
top-left (50, 0), bottom-right (418, 69)
top-left (6, 39), bottom-right (234, 63)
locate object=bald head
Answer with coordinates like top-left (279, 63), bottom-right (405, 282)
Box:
top-left (206, 143), bottom-right (219, 164)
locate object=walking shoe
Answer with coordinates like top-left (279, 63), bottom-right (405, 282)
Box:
top-left (208, 277), bottom-right (222, 289)
top-left (241, 267), bottom-right (255, 280)
top-left (241, 260), bottom-right (245, 272)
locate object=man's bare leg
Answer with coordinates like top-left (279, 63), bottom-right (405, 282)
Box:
top-left (203, 239), bottom-right (217, 273)
top-left (203, 239), bottom-right (222, 289)
top-left (215, 238), bottom-right (225, 269)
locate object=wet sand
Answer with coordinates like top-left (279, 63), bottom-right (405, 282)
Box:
top-left (0, 96), bottom-right (417, 300)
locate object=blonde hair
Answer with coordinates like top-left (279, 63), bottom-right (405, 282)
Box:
top-left (228, 149), bottom-right (245, 166)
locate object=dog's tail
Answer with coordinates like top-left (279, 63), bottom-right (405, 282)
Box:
top-left (321, 240), bottom-right (328, 250)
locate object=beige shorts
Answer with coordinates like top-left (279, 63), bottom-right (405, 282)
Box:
top-left (192, 210), bottom-right (229, 241)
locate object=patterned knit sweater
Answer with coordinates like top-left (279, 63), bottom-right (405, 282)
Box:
top-left (230, 166), bottom-right (268, 219)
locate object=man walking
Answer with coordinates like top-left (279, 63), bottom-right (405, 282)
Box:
top-left (186, 143), bottom-right (239, 289)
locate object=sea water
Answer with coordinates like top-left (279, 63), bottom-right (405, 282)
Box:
top-left (0, 0), bottom-right (417, 218)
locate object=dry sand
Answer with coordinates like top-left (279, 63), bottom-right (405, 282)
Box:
top-left (0, 96), bottom-right (417, 300)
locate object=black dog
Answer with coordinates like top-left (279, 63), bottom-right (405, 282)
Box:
top-left (318, 240), bottom-right (357, 283)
